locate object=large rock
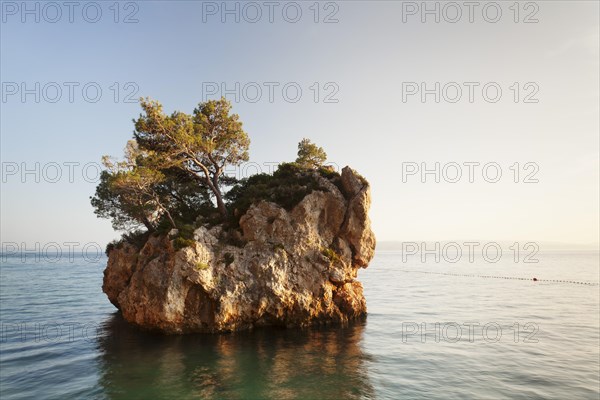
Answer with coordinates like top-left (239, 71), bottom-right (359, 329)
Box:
top-left (103, 166), bottom-right (376, 333)
top-left (340, 167), bottom-right (376, 267)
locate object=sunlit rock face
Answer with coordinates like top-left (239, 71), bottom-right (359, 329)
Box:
top-left (103, 167), bottom-right (376, 333)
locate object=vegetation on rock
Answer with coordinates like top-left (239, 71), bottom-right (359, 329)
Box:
top-left (92, 98), bottom-right (338, 252)
top-left (321, 246), bottom-right (342, 266)
top-left (295, 138), bottom-right (327, 169)
top-left (225, 162), bottom-right (343, 226)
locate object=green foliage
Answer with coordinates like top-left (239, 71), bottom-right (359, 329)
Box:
top-left (296, 138), bottom-right (327, 169)
top-left (173, 224), bottom-right (196, 250)
top-left (91, 100), bottom-right (353, 261)
top-left (317, 165), bottom-right (337, 179)
top-left (317, 166), bottom-right (345, 196)
top-left (105, 229), bottom-right (150, 255)
top-left (91, 97), bottom-right (249, 238)
top-left (105, 241), bottom-right (118, 256)
top-left (350, 169), bottom-right (368, 186)
top-left (321, 246), bottom-right (341, 266)
top-left (174, 237), bottom-right (195, 250)
top-left (178, 224), bottom-right (195, 239)
top-left (226, 162), bottom-right (341, 226)
top-left (91, 140), bottom-right (214, 233)
top-left (92, 169), bottom-right (151, 233)
top-left (133, 97), bottom-right (249, 219)
top-left (195, 262), bottom-right (209, 271)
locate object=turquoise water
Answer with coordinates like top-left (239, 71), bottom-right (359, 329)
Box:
top-left (1, 251), bottom-right (598, 399)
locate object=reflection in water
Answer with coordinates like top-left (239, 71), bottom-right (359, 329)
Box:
top-left (96, 313), bottom-right (374, 399)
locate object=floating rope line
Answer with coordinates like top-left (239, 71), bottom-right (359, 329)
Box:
top-left (398, 270), bottom-right (599, 286)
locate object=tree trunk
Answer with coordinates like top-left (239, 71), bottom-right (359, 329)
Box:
top-left (160, 205), bottom-right (177, 229)
top-left (203, 178), bottom-right (228, 220)
top-left (213, 187), bottom-right (229, 219)
top-left (192, 159), bottom-right (229, 220)
top-left (142, 216), bottom-right (155, 232)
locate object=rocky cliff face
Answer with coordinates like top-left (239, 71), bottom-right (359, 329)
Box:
top-left (103, 166), bottom-right (376, 333)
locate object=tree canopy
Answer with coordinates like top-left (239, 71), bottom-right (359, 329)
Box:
top-left (133, 97), bottom-right (249, 219)
top-left (92, 97), bottom-right (333, 249)
top-left (91, 139), bottom-right (213, 233)
top-left (296, 138), bottom-right (327, 169)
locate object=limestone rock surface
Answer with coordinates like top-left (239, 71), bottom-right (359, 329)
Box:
top-left (103, 166), bottom-right (376, 333)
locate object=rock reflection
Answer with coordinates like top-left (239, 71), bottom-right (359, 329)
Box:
top-left (96, 313), bottom-right (374, 399)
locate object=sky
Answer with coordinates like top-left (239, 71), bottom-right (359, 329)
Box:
top-left (1, 0), bottom-right (599, 249)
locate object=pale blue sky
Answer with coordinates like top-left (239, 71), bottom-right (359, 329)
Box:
top-left (1, 1), bottom-right (598, 246)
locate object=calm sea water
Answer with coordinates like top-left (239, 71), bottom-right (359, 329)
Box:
top-left (1, 250), bottom-right (598, 399)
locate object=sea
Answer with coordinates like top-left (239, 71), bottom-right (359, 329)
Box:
top-left (1, 249), bottom-right (598, 399)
